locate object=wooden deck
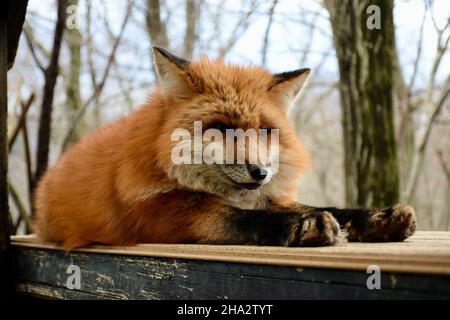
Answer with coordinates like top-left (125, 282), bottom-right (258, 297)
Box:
top-left (11, 231), bottom-right (450, 299)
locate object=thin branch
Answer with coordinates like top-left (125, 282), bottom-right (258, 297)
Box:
top-left (23, 26), bottom-right (45, 73)
top-left (33, 0), bottom-right (69, 190)
top-left (201, 1), bottom-right (226, 52)
top-left (419, 76), bottom-right (450, 153)
top-left (425, 19), bottom-right (450, 102)
top-left (61, 1), bottom-right (133, 152)
top-left (407, 3), bottom-right (427, 92)
top-left (7, 93), bottom-right (35, 152)
top-left (86, 0), bottom-right (97, 87)
top-left (112, 58), bottom-right (134, 112)
top-left (402, 7), bottom-right (450, 202)
top-left (437, 150), bottom-right (450, 183)
top-left (218, 0), bottom-right (258, 57)
top-left (261, 0), bottom-right (278, 67)
top-left (21, 103), bottom-right (33, 207)
top-left (405, 74), bottom-right (450, 202)
top-left (9, 180), bottom-right (32, 234)
top-left (426, 0), bottom-right (450, 35)
top-left (297, 12), bottom-right (320, 66)
top-left (85, 0), bottom-right (103, 127)
top-left (289, 45), bottom-right (334, 131)
top-left (293, 81), bottom-right (337, 132)
top-left (283, 16), bottom-right (332, 39)
top-left (183, 0), bottom-right (203, 58)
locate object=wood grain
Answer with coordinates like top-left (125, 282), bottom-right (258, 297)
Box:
top-left (11, 231), bottom-right (450, 276)
top-left (12, 242), bottom-right (450, 300)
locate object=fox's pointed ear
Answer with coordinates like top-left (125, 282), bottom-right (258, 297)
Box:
top-left (152, 46), bottom-right (193, 100)
top-left (268, 68), bottom-right (310, 111)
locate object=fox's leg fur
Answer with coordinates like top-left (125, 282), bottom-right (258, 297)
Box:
top-left (195, 208), bottom-right (341, 246)
top-left (282, 203), bottom-right (416, 242)
top-left (131, 192), bottom-right (341, 247)
top-left (137, 192), bottom-right (414, 246)
top-left (53, 191), bottom-right (414, 248)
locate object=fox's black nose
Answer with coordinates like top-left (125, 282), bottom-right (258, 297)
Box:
top-left (248, 165), bottom-right (268, 181)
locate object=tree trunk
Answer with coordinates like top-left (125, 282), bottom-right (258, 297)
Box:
top-left (261, 0), bottom-right (278, 67)
top-left (33, 0), bottom-right (68, 192)
top-left (325, 0), bottom-right (399, 207)
top-left (183, 0), bottom-right (201, 58)
top-left (393, 51), bottom-right (415, 195)
top-left (146, 0), bottom-right (169, 79)
top-left (65, 0), bottom-right (84, 143)
top-left (146, 0), bottom-right (169, 48)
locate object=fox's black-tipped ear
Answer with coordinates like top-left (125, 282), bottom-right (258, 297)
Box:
top-left (152, 46), bottom-right (192, 100)
top-left (268, 68), bottom-right (310, 111)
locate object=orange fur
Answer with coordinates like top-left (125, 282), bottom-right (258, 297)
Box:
top-left (34, 52), bottom-right (310, 250)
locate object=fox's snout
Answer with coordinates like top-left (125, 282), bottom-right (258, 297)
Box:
top-left (221, 163), bottom-right (273, 189)
top-left (248, 164), bottom-right (269, 181)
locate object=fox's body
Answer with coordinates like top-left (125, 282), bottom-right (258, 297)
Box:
top-left (35, 48), bottom-right (416, 250)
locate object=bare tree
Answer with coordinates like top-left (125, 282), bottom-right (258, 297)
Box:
top-left (145, 0), bottom-right (258, 63)
top-left (61, 1), bottom-right (132, 152)
top-left (85, 0), bottom-right (101, 127)
top-left (7, 0), bottom-right (449, 233)
top-left (65, 0), bottom-right (84, 143)
top-left (217, 0), bottom-right (258, 57)
top-left (183, 0), bottom-right (203, 58)
top-left (146, 0), bottom-right (169, 49)
top-left (261, 0), bottom-right (279, 66)
top-left (325, 0), bottom-right (399, 207)
top-left (403, 13), bottom-right (450, 202)
top-left (33, 0), bottom-right (68, 192)
top-left (437, 150), bottom-right (450, 230)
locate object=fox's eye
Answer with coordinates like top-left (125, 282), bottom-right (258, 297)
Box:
top-left (208, 122), bottom-right (233, 133)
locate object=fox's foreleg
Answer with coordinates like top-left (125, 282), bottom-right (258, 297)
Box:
top-left (282, 202), bottom-right (416, 242)
top-left (144, 193), bottom-right (415, 246)
top-left (197, 207), bottom-right (341, 246)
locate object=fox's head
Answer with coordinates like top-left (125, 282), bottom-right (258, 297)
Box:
top-left (152, 47), bottom-right (310, 208)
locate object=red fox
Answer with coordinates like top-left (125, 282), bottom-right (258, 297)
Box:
top-left (34, 47), bottom-right (416, 250)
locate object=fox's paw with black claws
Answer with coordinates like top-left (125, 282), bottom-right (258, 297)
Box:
top-left (287, 211), bottom-right (341, 247)
top-left (346, 203), bottom-right (416, 242)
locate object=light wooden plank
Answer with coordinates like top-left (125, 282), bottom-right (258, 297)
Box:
top-left (10, 231), bottom-right (450, 275)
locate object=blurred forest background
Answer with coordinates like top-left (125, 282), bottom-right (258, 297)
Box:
top-left (4, 0), bottom-right (450, 234)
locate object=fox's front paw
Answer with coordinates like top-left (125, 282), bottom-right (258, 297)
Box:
top-left (287, 211), bottom-right (341, 247)
top-left (346, 203), bottom-right (416, 242)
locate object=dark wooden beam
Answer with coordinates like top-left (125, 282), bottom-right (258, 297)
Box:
top-left (10, 232), bottom-right (450, 299)
top-left (0, 13), bottom-right (11, 301)
top-left (12, 246), bottom-right (450, 300)
top-left (0, 7), bottom-right (11, 302)
top-left (6, 0), bottom-right (28, 70)
top-left (0, 0), bottom-right (28, 299)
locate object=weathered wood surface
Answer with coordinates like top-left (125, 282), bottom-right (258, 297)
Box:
top-left (1, 0), bottom-right (28, 300)
top-left (11, 231), bottom-right (450, 299)
top-left (0, 11), bottom-right (11, 301)
top-left (12, 232), bottom-right (450, 275)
